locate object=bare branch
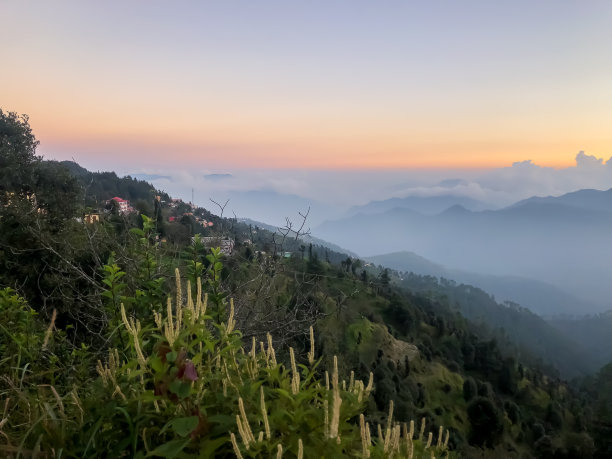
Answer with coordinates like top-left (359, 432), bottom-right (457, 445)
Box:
top-left (209, 198), bottom-right (230, 219)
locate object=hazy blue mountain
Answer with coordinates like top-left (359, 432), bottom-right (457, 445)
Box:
top-left (203, 173), bottom-right (233, 180)
top-left (346, 194), bottom-right (494, 216)
top-left (222, 190), bottom-right (339, 227)
top-left (315, 190), bottom-right (612, 312)
top-left (510, 187), bottom-right (612, 213)
top-left (367, 251), bottom-right (600, 316)
top-left (368, 251), bottom-right (447, 277)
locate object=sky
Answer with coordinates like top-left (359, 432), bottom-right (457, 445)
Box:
top-left (2, 0), bottom-right (612, 175)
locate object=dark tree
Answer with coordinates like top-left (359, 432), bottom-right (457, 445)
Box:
top-left (499, 357), bottom-right (519, 395)
top-left (0, 110), bottom-right (39, 200)
top-left (34, 161), bottom-right (82, 225)
top-left (504, 400), bottom-right (521, 425)
top-left (380, 268), bottom-right (390, 286)
top-left (463, 377), bottom-right (478, 401)
top-left (467, 397), bottom-right (504, 447)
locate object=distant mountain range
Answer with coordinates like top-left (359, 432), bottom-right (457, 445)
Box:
top-left (346, 194), bottom-right (495, 216)
top-left (510, 188), bottom-right (612, 213)
top-left (315, 188), bottom-right (612, 313)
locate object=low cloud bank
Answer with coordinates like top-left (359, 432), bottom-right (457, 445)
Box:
top-left (126, 151), bottom-right (612, 223)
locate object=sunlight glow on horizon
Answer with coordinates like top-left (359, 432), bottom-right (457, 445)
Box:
top-left (2, 1), bottom-right (611, 171)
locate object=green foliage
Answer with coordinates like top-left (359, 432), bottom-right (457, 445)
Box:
top-left (205, 247), bottom-right (228, 324)
top-left (0, 266), bottom-right (452, 458)
top-left (0, 288), bottom-right (41, 370)
top-left (306, 251), bottom-right (324, 275)
top-left (184, 234), bottom-right (206, 287)
top-left (128, 215), bottom-right (167, 314)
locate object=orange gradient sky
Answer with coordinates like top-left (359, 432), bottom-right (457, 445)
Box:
top-left (2, 1), bottom-right (612, 171)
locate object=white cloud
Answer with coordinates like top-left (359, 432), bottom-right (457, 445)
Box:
top-left (125, 151), bottom-right (612, 221)
top-left (476, 151), bottom-right (612, 203)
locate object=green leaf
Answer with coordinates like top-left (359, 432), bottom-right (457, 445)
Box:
top-left (166, 351), bottom-right (177, 362)
top-left (146, 438), bottom-right (191, 458)
top-left (275, 388), bottom-right (294, 401)
top-left (130, 228), bottom-right (145, 237)
top-left (169, 380), bottom-right (191, 399)
top-left (139, 391), bottom-right (161, 402)
top-left (207, 413), bottom-right (234, 425)
top-left (150, 356), bottom-right (164, 373)
top-left (197, 436), bottom-right (228, 458)
top-left (169, 416), bottom-right (199, 437)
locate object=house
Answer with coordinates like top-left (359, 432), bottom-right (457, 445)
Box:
top-left (111, 197), bottom-right (129, 213)
top-left (3, 191), bottom-right (38, 209)
top-left (84, 213), bottom-right (101, 224)
top-left (200, 236), bottom-right (235, 256)
top-left (198, 219), bottom-right (214, 227)
top-left (108, 197), bottom-right (134, 214)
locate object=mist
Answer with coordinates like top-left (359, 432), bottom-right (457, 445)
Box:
top-left (124, 151), bottom-right (612, 224)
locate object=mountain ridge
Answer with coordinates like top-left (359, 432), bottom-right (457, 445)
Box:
top-left (315, 187), bottom-right (612, 312)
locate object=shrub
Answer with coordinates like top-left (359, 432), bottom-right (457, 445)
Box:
top-left (0, 269), bottom-right (453, 458)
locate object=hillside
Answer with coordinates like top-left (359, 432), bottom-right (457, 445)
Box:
top-left (239, 217), bottom-right (359, 258)
top-left (365, 252), bottom-right (601, 376)
top-left (59, 160), bottom-right (170, 208)
top-left (367, 251), bottom-right (599, 316)
top-left (392, 271), bottom-right (595, 378)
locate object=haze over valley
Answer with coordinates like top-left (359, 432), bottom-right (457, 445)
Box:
top-left (315, 185), bottom-right (612, 314)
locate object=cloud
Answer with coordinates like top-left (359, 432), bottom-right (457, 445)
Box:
top-left (460, 152), bottom-right (612, 207)
top-left (575, 151), bottom-right (605, 168)
top-left (125, 151), bottom-right (612, 222)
